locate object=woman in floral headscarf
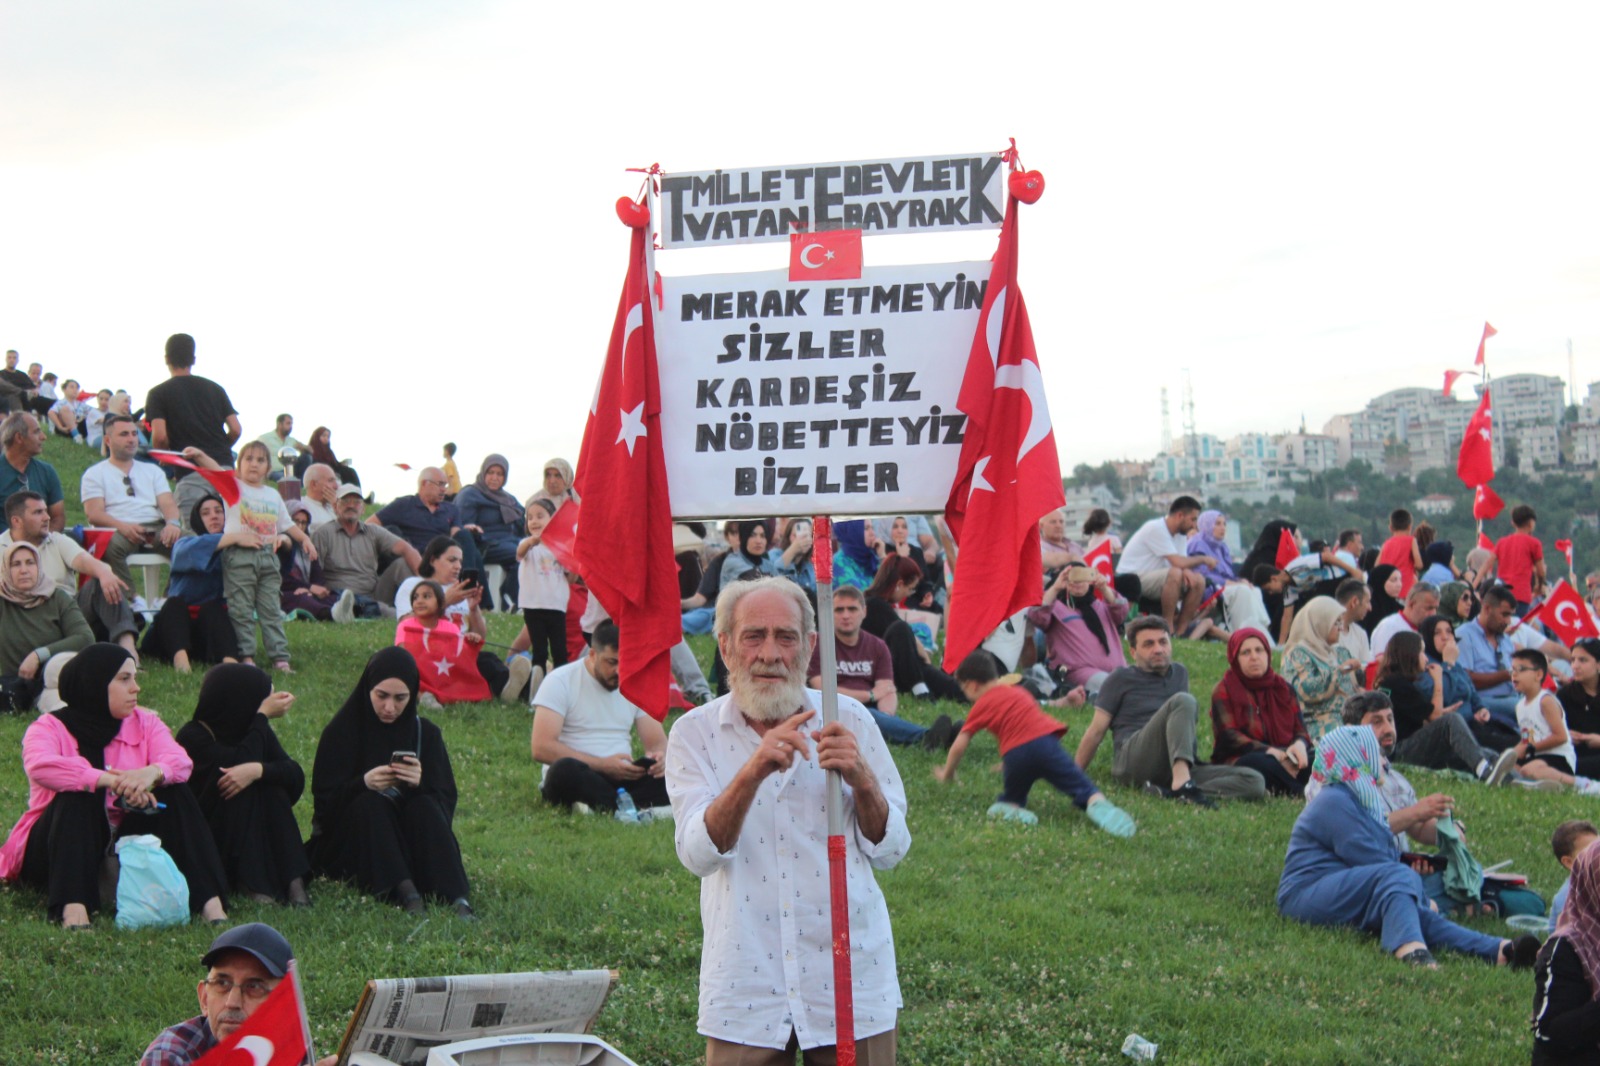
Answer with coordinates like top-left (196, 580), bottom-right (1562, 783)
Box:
top-left (1276, 725), bottom-right (1536, 969)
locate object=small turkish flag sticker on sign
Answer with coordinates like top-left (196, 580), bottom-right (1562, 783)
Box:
top-left (789, 229), bottom-right (862, 281)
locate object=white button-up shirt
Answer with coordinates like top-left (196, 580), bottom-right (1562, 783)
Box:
top-left (667, 688), bottom-right (910, 1051)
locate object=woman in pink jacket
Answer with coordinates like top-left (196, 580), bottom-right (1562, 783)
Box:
top-left (0, 643), bottom-right (228, 929)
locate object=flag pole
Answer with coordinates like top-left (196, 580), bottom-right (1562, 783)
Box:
top-left (811, 514), bottom-right (855, 1066)
top-left (289, 959), bottom-right (316, 1066)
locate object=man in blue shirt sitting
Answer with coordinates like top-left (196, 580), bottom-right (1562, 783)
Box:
top-left (1455, 586), bottom-right (1520, 727)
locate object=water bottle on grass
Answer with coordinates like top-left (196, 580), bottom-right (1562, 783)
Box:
top-left (614, 789), bottom-right (640, 824)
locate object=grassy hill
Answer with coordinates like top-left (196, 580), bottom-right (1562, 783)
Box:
top-left (0, 437), bottom-right (1575, 1064)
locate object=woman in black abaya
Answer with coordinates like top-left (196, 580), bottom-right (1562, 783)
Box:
top-left (176, 664), bottom-right (311, 906)
top-left (306, 647), bottom-right (472, 918)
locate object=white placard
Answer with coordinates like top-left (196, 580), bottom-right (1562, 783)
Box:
top-left (656, 261), bottom-right (991, 518)
top-left (657, 153), bottom-right (1004, 248)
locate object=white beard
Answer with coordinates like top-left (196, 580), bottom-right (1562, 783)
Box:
top-left (732, 660), bottom-right (808, 724)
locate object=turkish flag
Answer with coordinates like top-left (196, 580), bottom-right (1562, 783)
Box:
top-left (1457, 389), bottom-right (1494, 487)
top-left (1477, 531), bottom-right (1495, 552)
top-left (191, 969), bottom-right (309, 1066)
top-left (397, 617), bottom-right (491, 703)
top-left (572, 226), bottom-right (678, 721)
top-left (148, 450), bottom-right (241, 506)
top-left (1541, 580), bottom-right (1600, 646)
top-left (541, 500), bottom-right (580, 573)
top-left (1557, 538), bottom-right (1575, 572)
top-left (1275, 528), bottom-right (1299, 570)
top-left (788, 229), bottom-right (862, 281)
top-left (1443, 369), bottom-right (1470, 397)
top-left (940, 200), bottom-right (1063, 671)
top-left (1475, 321), bottom-right (1497, 366)
top-left (1473, 484), bottom-right (1504, 521)
top-left (1084, 539), bottom-right (1114, 583)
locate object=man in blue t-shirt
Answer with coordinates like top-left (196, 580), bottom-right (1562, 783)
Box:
top-left (1456, 586), bottom-right (1520, 726)
top-left (368, 466), bottom-right (481, 566)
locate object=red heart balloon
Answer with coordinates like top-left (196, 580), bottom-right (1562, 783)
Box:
top-left (615, 196), bottom-right (650, 228)
top-left (1009, 169), bottom-right (1045, 204)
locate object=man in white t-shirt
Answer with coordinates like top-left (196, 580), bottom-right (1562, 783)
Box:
top-left (1333, 529), bottom-right (1365, 578)
top-left (1369, 581), bottom-right (1439, 659)
top-left (81, 414), bottom-right (182, 587)
top-left (530, 621), bottom-right (670, 814)
top-left (1335, 577), bottom-right (1373, 665)
top-left (1, 489), bottom-right (141, 657)
top-left (1115, 495), bottom-right (1208, 634)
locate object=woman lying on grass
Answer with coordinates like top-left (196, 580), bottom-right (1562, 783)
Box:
top-left (1276, 725), bottom-right (1537, 969)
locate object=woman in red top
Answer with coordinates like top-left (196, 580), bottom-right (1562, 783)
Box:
top-left (1210, 628), bottom-right (1311, 796)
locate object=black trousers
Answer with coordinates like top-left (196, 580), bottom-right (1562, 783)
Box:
top-left (477, 650), bottom-right (510, 696)
top-left (522, 609), bottom-right (569, 670)
top-left (19, 785), bottom-right (227, 919)
top-left (141, 598), bottom-right (240, 665)
top-left (881, 619), bottom-right (964, 701)
top-left (201, 783), bottom-right (310, 900)
top-left (541, 757), bottom-right (668, 811)
top-left (1231, 751), bottom-right (1310, 798)
top-left (0, 672), bottom-right (44, 711)
top-left (311, 790), bottom-right (469, 902)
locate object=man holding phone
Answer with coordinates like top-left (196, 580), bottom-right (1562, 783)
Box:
top-left (530, 622), bottom-right (670, 815)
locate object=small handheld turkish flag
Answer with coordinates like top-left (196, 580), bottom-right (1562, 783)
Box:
top-left (1541, 580), bottom-right (1599, 646)
top-left (148, 450), bottom-right (241, 506)
top-left (1473, 484), bottom-right (1504, 521)
top-left (1457, 389), bottom-right (1494, 487)
top-left (1477, 531), bottom-right (1495, 552)
top-left (1475, 321), bottom-right (1497, 367)
top-left (1275, 528), bottom-right (1299, 570)
top-left (1556, 538), bottom-right (1575, 573)
top-left (1443, 369), bottom-right (1470, 397)
top-left (541, 500), bottom-right (580, 573)
top-left (191, 969), bottom-right (308, 1066)
top-left (789, 229), bottom-right (862, 281)
top-left (1084, 539), bottom-right (1114, 583)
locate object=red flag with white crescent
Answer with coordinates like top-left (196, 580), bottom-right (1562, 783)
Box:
top-left (572, 223), bottom-right (678, 720)
top-left (788, 229), bottom-right (862, 281)
top-left (1274, 528), bottom-right (1299, 570)
top-left (148, 450), bottom-right (241, 506)
top-left (1473, 484), bottom-right (1504, 521)
top-left (1542, 579), bottom-right (1600, 646)
top-left (1083, 539), bottom-right (1114, 583)
top-left (190, 968), bottom-right (308, 1066)
top-left (1457, 389), bottom-right (1494, 487)
top-left (940, 199), bottom-right (1063, 671)
top-left (541, 500), bottom-right (580, 573)
top-left (1477, 530), bottom-right (1495, 552)
top-left (397, 617), bottom-right (491, 703)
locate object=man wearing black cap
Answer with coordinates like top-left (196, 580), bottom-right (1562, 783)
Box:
top-left (145, 333), bottom-right (242, 522)
top-left (140, 922), bottom-right (336, 1066)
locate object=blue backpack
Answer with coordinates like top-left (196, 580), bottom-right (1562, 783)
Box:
top-left (114, 835), bottom-right (190, 929)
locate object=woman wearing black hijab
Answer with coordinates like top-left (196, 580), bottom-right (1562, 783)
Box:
top-left (0, 643), bottom-right (228, 928)
top-left (307, 647), bottom-right (472, 917)
top-left (176, 664), bottom-right (311, 906)
top-left (140, 494), bottom-right (241, 671)
top-left (1240, 520), bottom-right (1299, 639)
top-left (1363, 564), bottom-right (1404, 636)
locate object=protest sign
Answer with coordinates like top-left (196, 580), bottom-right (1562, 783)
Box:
top-left (656, 260), bottom-right (991, 517)
top-left (658, 153), bottom-right (1004, 248)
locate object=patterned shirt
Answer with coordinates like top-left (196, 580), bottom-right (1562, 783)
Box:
top-left (140, 1015), bottom-right (214, 1066)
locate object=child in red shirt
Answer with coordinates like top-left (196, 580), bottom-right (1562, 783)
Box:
top-left (1377, 508), bottom-right (1423, 596)
top-left (1492, 505), bottom-right (1545, 610)
top-left (933, 652), bottom-right (1134, 835)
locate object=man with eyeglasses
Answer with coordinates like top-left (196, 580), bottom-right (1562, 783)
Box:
top-left (141, 922), bottom-right (337, 1066)
top-left (82, 415), bottom-right (182, 588)
top-left (367, 466), bottom-right (482, 562)
top-left (0, 412), bottom-right (63, 531)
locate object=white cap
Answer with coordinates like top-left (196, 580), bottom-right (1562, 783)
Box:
top-left (337, 483), bottom-right (363, 499)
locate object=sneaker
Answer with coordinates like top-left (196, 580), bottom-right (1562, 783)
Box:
top-left (1144, 781), bottom-right (1216, 808)
top-left (1513, 778), bottom-right (1566, 793)
top-left (920, 714), bottom-right (956, 752)
top-left (1480, 747), bottom-right (1518, 787)
top-left (571, 802), bottom-right (594, 816)
top-left (1577, 778), bottom-right (1600, 797)
top-left (986, 802), bottom-right (1039, 825)
top-left (501, 656), bottom-right (533, 704)
top-left (1086, 798), bottom-right (1136, 838)
top-left (418, 692), bottom-right (443, 711)
top-left (331, 589), bottom-right (356, 624)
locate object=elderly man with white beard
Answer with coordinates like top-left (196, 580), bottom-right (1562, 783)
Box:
top-left (666, 576), bottom-right (909, 1065)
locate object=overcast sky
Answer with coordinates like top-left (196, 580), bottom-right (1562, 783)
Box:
top-left (3, 1), bottom-right (1596, 501)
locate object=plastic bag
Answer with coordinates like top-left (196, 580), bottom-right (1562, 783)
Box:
top-left (114, 834), bottom-right (189, 929)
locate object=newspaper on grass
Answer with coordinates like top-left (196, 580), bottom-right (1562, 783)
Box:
top-left (337, 969), bottom-right (617, 1066)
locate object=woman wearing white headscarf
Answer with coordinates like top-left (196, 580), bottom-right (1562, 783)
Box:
top-left (1281, 596), bottom-right (1363, 742)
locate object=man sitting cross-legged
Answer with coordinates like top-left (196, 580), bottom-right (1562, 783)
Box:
top-left (530, 622), bottom-right (670, 816)
top-left (1074, 615), bottom-right (1266, 806)
top-left (82, 414), bottom-right (183, 588)
top-left (806, 584), bottom-right (957, 750)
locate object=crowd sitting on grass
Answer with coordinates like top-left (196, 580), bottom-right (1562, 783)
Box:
top-left (9, 335), bottom-right (1600, 1061)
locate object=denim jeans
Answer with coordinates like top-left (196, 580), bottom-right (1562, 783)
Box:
top-left (867, 707), bottom-right (926, 746)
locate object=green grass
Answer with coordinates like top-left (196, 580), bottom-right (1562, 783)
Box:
top-left (0, 438), bottom-right (1574, 1063)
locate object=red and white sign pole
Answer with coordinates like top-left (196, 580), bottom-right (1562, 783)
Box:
top-left (811, 515), bottom-right (855, 1065)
